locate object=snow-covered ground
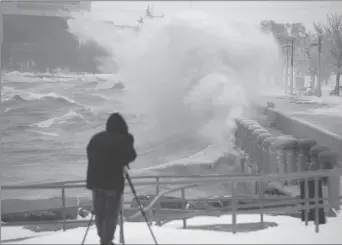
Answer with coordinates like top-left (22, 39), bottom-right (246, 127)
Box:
top-left (2, 213), bottom-right (342, 244)
top-left (259, 87), bottom-right (342, 118)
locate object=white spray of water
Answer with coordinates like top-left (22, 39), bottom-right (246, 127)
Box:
top-left (67, 9), bottom-right (280, 150)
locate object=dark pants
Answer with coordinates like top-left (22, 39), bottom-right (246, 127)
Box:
top-left (92, 189), bottom-right (122, 245)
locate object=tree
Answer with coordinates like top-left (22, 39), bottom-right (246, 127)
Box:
top-left (323, 13), bottom-right (342, 95)
top-left (260, 20), bottom-right (307, 45)
top-left (303, 24), bottom-right (335, 95)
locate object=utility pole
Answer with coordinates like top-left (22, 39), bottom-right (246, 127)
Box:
top-left (316, 35), bottom-right (322, 97)
top-left (0, 10), bottom-right (3, 102)
top-left (281, 49), bottom-right (284, 90)
top-left (0, 11), bottom-right (3, 219)
top-left (285, 41), bottom-right (289, 93)
top-left (290, 39), bottom-right (294, 94)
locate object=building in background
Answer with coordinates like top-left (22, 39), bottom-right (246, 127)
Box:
top-left (1, 1), bottom-right (109, 73)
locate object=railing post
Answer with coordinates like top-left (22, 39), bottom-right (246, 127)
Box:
top-left (251, 129), bottom-right (269, 195)
top-left (0, 184), bottom-right (2, 226)
top-left (231, 182), bottom-right (237, 234)
top-left (306, 145), bottom-right (326, 227)
top-left (277, 138), bottom-right (298, 185)
top-left (309, 146), bottom-right (329, 172)
top-left (256, 133), bottom-right (272, 174)
top-left (314, 177), bottom-right (320, 233)
top-left (155, 177), bottom-right (161, 226)
top-left (234, 118), bottom-right (243, 147)
top-left (318, 151), bottom-right (340, 211)
top-left (269, 140), bottom-right (280, 174)
top-left (251, 129), bottom-right (268, 164)
top-left (247, 124), bottom-right (263, 160)
top-left (259, 180), bottom-right (265, 225)
top-left (297, 139), bottom-right (317, 172)
top-left (309, 146), bottom-right (328, 226)
top-left (297, 139), bottom-right (317, 225)
top-left (304, 178), bottom-right (309, 226)
top-left (61, 187), bottom-right (66, 231)
top-left (269, 137), bottom-right (294, 188)
top-left (275, 139), bottom-right (287, 176)
top-left (285, 139), bottom-right (299, 185)
top-left (181, 188), bottom-right (187, 228)
top-left (262, 137), bottom-right (277, 174)
top-left (240, 120), bottom-right (257, 152)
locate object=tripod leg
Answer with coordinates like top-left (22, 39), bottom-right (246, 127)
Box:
top-left (124, 169), bottom-right (158, 245)
top-left (82, 213), bottom-right (94, 245)
top-left (119, 198), bottom-right (125, 245)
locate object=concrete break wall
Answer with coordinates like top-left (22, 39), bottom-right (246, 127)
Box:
top-left (266, 106), bottom-right (342, 164)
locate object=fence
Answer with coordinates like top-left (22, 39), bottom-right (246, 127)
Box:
top-left (1, 170), bottom-right (342, 241)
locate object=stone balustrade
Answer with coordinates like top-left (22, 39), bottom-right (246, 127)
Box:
top-left (234, 102), bottom-right (341, 216)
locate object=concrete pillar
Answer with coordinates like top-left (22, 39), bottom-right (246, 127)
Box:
top-left (269, 139), bottom-right (282, 174)
top-left (256, 133), bottom-right (272, 173)
top-left (251, 128), bottom-right (268, 164)
top-left (234, 118), bottom-right (246, 148)
top-left (240, 120), bottom-right (257, 152)
top-left (297, 139), bottom-right (317, 172)
top-left (309, 146), bottom-right (329, 171)
top-left (246, 124), bottom-right (263, 160)
top-left (276, 138), bottom-right (298, 185)
top-left (262, 137), bottom-right (277, 174)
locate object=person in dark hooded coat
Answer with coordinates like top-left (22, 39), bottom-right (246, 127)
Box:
top-left (86, 113), bottom-right (137, 245)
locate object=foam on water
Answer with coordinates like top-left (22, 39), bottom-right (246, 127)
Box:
top-left (35, 110), bottom-right (85, 128)
top-left (67, 9), bottom-right (280, 175)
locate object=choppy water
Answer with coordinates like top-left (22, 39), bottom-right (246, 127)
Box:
top-left (1, 9), bottom-right (281, 200)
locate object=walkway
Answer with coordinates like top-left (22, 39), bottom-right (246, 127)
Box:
top-left (256, 94), bottom-right (342, 137)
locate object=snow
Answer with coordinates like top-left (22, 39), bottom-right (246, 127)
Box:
top-left (2, 213), bottom-right (342, 244)
top-left (295, 104), bottom-right (342, 117)
top-left (259, 87), bottom-right (342, 115)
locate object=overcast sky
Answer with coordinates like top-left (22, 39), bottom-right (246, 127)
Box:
top-left (91, 1), bottom-right (342, 31)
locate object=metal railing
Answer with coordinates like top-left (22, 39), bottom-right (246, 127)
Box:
top-left (1, 170), bottom-right (341, 239)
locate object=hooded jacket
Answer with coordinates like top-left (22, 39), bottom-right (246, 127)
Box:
top-left (86, 113), bottom-right (137, 191)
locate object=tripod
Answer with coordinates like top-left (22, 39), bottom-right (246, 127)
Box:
top-left (81, 168), bottom-right (159, 245)
top-left (81, 209), bottom-right (125, 245)
top-left (124, 168), bottom-right (159, 245)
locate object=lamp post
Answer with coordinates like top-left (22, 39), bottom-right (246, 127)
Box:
top-left (316, 36), bottom-right (322, 97)
top-left (281, 42), bottom-right (291, 94)
top-left (308, 35), bottom-right (322, 97)
top-left (290, 38), bottom-right (294, 94)
top-left (1, 10), bottom-right (3, 102)
top-left (317, 36), bottom-right (322, 97)
top-left (278, 34), bottom-right (295, 94)
top-left (0, 9), bottom-right (3, 223)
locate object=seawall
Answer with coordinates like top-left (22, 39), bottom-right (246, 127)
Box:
top-left (264, 104), bottom-right (342, 164)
